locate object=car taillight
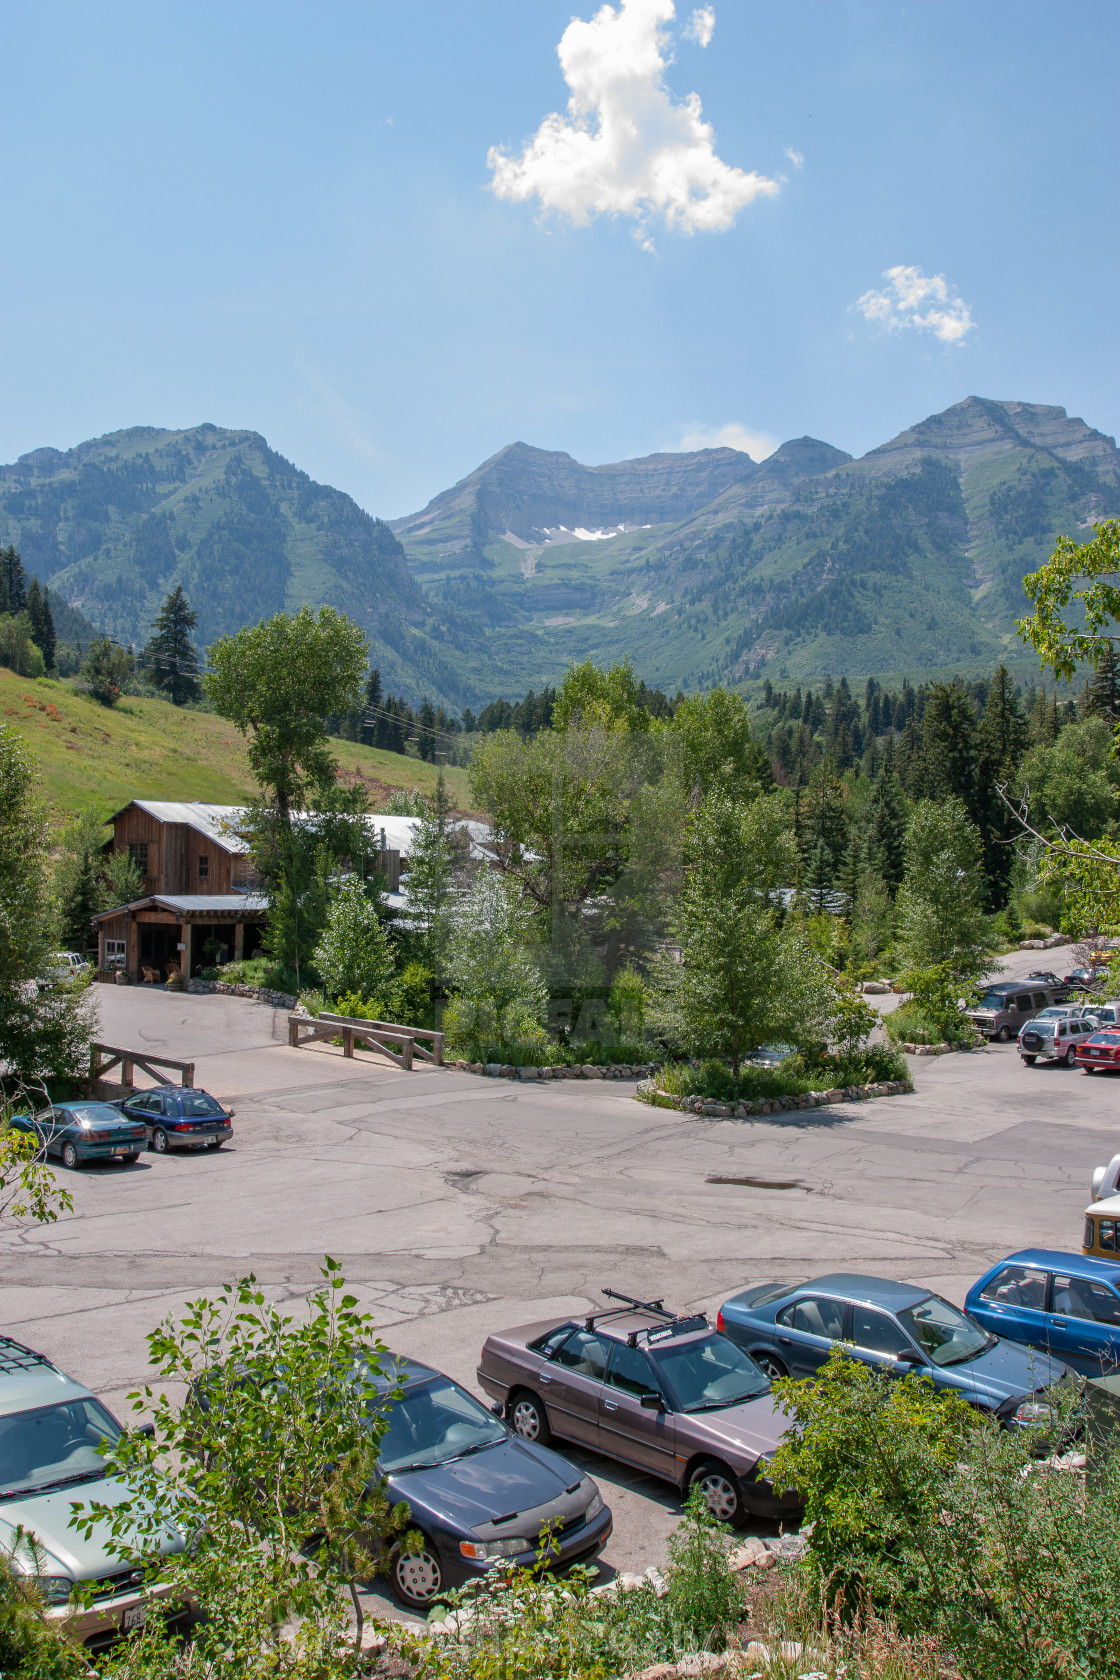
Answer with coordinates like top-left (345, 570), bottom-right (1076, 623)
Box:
top-left (173, 1123), bottom-right (193, 1131)
top-left (85, 1131), bottom-right (111, 1142)
top-left (716, 1309), bottom-right (726, 1333)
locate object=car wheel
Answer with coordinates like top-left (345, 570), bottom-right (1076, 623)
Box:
top-left (151, 1128), bottom-right (170, 1154)
top-left (1021, 1056), bottom-right (1037, 1067)
top-left (121, 1153), bottom-right (139, 1165)
top-left (995, 1025), bottom-right (1011, 1043)
top-left (1064, 1047), bottom-right (1077, 1067)
top-left (509, 1390), bottom-right (552, 1445)
top-left (61, 1141), bottom-right (80, 1170)
top-left (752, 1350), bottom-right (788, 1380)
top-left (688, 1460), bottom-right (745, 1526)
top-left (389, 1539), bottom-right (444, 1610)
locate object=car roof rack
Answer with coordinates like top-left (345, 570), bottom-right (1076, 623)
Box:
top-left (0, 1336), bottom-right (56, 1378)
top-left (583, 1289), bottom-right (708, 1346)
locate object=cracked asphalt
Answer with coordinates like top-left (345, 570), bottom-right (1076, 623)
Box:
top-left (4, 962), bottom-right (1115, 1613)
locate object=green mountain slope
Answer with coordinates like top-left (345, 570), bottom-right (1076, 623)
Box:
top-left (4, 400), bottom-right (1117, 707)
top-left (392, 397), bottom-right (1120, 690)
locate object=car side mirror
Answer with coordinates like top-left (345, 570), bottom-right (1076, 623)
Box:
top-left (134, 1422), bottom-right (156, 1439)
top-left (639, 1392), bottom-right (664, 1411)
top-left (895, 1348), bottom-right (924, 1366)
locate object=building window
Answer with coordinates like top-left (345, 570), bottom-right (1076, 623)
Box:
top-left (128, 842), bottom-right (149, 876)
top-left (104, 939), bottom-right (126, 971)
top-left (198, 855), bottom-right (209, 880)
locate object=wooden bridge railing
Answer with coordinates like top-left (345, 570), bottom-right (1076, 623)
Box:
top-left (91, 1044), bottom-right (195, 1091)
top-left (286, 1012), bottom-right (444, 1072)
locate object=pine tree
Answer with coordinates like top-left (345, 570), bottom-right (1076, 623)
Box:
top-left (406, 770), bottom-right (463, 974)
top-left (866, 745), bottom-right (907, 894)
top-left (417, 697), bottom-right (437, 763)
top-left (0, 546), bottom-right (26, 615)
top-left (1087, 647), bottom-right (1120, 723)
top-left (26, 579), bottom-right (56, 670)
top-left (143, 586), bottom-right (200, 705)
top-left (361, 669), bottom-right (383, 747)
top-left (978, 665), bottom-right (1030, 780)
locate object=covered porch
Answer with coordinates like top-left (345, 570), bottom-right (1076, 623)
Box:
top-left (91, 894), bottom-right (269, 984)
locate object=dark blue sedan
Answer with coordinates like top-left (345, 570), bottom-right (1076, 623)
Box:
top-left (965, 1249), bottom-right (1120, 1378)
top-left (9, 1102), bottom-right (148, 1169)
top-left (116, 1086), bottom-right (233, 1154)
top-left (373, 1358), bottom-right (612, 1609)
top-left (717, 1273), bottom-right (1069, 1424)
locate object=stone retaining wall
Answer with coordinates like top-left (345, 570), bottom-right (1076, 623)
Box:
top-left (186, 978), bottom-right (298, 1009)
top-left (446, 1059), bottom-right (658, 1082)
top-left (637, 1076), bottom-right (911, 1117)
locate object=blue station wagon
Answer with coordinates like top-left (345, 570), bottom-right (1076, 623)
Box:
top-left (718, 1272), bottom-right (1069, 1424)
top-left (964, 1249), bottom-right (1120, 1378)
top-left (10, 1103), bottom-right (147, 1171)
top-left (115, 1087), bottom-right (233, 1155)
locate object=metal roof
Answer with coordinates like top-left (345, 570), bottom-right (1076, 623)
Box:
top-left (92, 893), bottom-right (269, 920)
top-left (112, 801), bottom-right (251, 853)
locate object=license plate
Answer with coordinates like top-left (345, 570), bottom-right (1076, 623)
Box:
top-left (1091, 1049), bottom-right (1101, 1056)
top-left (122, 1603), bottom-right (146, 1631)
top-left (113, 1147), bottom-right (129, 1155)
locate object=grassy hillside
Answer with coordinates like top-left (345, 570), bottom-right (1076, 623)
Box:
top-left (0, 669), bottom-right (473, 822)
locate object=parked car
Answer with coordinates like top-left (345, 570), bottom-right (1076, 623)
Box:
top-left (9, 1103), bottom-right (147, 1170)
top-left (717, 1273), bottom-right (1068, 1425)
top-left (1083, 1000), bottom-right (1120, 1028)
top-left (966, 1250), bottom-right (1120, 1378)
top-left (115, 1087), bottom-right (233, 1154)
top-left (1077, 1029), bottom-right (1120, 1074)
top-left (0, 1334), bottom-right (187, 1654)
top-left (966, 980), bottom-right (1062, 1042)
top-left (1026, 970), bottom-right (1066, 990)
top-left (370, 1357), bottom-right (611, 1609)
top-left (35, 952), bottom-right (89, 989)
top-left (1063, 966), bottom-right (1106, 991)
top-left (477, 1291), bottom-right (801, 1527)
top-left (1018, 1011), bottom-right (1100, 1066)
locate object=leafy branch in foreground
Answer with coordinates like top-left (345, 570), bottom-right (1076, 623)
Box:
top-left (74, 1258), bottom-right (416, 1672)
top-left (1017, 518), bottom-right (1120, 683)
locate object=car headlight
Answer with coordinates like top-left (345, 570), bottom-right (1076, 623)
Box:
top-left (460, 1536), bottom-right (529, 1561)
top-left (1012, 1399), bottom-right (1054, 1427)
top-left (28, 1575), bottom-right (74, 1603)
top-left (585, 1490), bottom-right (603, 1520)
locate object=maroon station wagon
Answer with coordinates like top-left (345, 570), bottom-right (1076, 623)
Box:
top-left (477, 1292), bottom-right (800, 1525)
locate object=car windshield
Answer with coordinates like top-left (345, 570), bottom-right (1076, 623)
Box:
top-left (180, 1094), bottom-right (224, 1117)
top-left (1036, 1008), bottom-right (1064, 1019)
top-left (66, 1105), bottom-right (125, 1125)
top-left (977, 992), bottom-right (1012, 1010)
top-left (378, 1377), bottom-right (507, 1472)
top-left (1093, 1033), bottom-right (1120, 1046)
top-left (899, 1297), bottom-right (991, 1367)
top-left (648, 1334), bottom-right (770, 1411)
top-left (0, 1398), bottom-right (121, 1498)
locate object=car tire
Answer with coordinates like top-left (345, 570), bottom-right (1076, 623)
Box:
top-left (389, 1538), bottom-right (444, 1610)
top-left (61, 1141), bottom-right (80, 1170)
top-left (752, 1350), bottom-right (788, 1380)
top-left (1064, 1047), bottom-right (1077, 1067)
top-left (688, 1459), bottom-right (745, 1526)
top-left (121, 1153), bottom-right (139, 1165)
top-left (995, 1025), bottom-right (1011, 1043)
top-left (151, 1128), bottom-right (170, 1154)
top-left (509, 1389), bottom-right (552, 1445)
top-left (1021, 1056), bottom-right (1037, 1067)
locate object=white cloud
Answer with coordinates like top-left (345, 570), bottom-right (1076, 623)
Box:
top-left (684, 6), bottom-right (715, 46)
top-left (854, 263), bottom-right (975, 345)
top-left (784, 146), bottom-right (804, 169)
top-left (487, 0), bottom-right (779, 242)
top-left (676, 422), bottom-right (779, 460)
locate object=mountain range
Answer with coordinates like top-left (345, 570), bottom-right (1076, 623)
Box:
top-left (2, 398), bottom-right (1117, 708)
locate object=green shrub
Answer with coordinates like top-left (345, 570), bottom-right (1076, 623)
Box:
top-left (652, 1043), bottom-right (908, 1102)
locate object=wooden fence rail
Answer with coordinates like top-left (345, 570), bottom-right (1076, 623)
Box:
top-left (287, 1013), bottom-right (444, 1072)
top-left (90, 1044), bottom-right (196, 1091)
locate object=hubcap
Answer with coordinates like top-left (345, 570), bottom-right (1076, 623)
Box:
top-left (512, 1399), bottom-right (541, 1439)
top-left (694, 1472), bottom-right (738, 1522)
top-left (154, 1131), bottom-right (167, 1152)
top-left (395, 1548), bottom-right (441, 1602)
top-left (757, 1354), bottom-right (783, 1379)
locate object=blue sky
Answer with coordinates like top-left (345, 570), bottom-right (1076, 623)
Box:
top-left (1, 1), bottom-right (1116, 519)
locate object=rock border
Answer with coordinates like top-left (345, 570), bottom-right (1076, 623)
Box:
top-left (186, 978), bottom-right (298, 1009)
top-left (897, 1039), bottom-right (977, 1056)
top-left (636, 1076), bottom-right (911, 1118)
top-left (445, 1059), bottom-right (659, 1082)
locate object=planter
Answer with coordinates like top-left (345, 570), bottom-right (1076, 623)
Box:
top-left (638, 1079), bottom-right (913, 1117)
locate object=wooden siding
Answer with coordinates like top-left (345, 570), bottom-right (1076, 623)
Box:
top-left (108, 804), bottom-right (255, 897)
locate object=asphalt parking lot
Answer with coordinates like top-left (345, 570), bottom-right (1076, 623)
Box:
top-left (3, 953), bottom-right (1116, 1616)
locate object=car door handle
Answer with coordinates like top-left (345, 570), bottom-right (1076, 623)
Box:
top-left (778, 1337), bottom-right (792, 1346)
top-left (602, 1400), bottom-right (618, 1411)
top-left (538, 1372), bottom-right (553, 1384)
top-left (1051, 1320), bottom-right (1066, 1328)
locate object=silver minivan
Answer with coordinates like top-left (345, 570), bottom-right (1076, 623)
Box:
top-left (967, 981), bottom-right (1062, 1042)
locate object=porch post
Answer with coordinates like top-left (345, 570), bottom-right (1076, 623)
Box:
top-left (233, 922), bottom-right (245, 962)
top-left (126, 916), bottom-right (140, 983)
top-left (179, 921), bottom-right (192, 979)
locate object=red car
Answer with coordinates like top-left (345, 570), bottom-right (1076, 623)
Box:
top-left (1078, 1030), bottom-right (1120, 1073)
